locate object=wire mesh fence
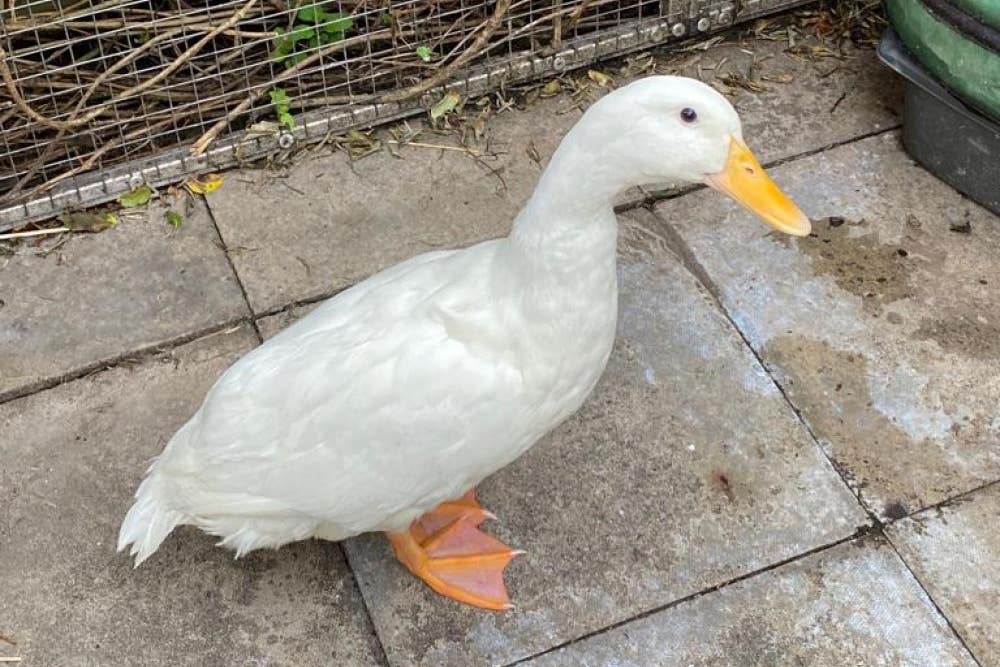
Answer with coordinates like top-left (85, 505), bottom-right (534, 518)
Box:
top-left (0, 0), bottom-right (806, 229)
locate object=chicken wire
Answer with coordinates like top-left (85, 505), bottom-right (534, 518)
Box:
top-left (0, 0), bottom-right (806, 229)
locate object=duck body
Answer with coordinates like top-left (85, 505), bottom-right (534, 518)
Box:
top-left (121, 76), bottom-right (811, 609)
top-left (121, 192), bottom-right (619, 562)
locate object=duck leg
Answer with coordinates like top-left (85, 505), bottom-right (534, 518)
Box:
top-left (387, 490), bottom-right (522, 611)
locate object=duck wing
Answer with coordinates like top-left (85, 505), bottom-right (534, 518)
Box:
top-left (151, 240), bottom-right (531, 543)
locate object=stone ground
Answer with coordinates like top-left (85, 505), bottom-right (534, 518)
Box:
top-left (2, 22), bottom-right (999, 667)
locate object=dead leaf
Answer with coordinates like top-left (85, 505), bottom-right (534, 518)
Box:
top-left (540, 80), bottom-right (562, 97)
top-left (587, 69), bottom-right (612, 87)
top-left (717, 72), bottom-right (767, 92)
top-left (57, 210), bottom-right (117, 232)
top-left (949, 219), bottom-right (972, 234)
top-left (246, 120), bottom-right (281, 137)
top-left (762, 72), bottom-right (794, 83)
top-left (471, 107), bottom-right (491, 141)
top-left (185, 173), bottom-right (224, 195)
top-left (339, 129), bottom-right (380, 160)
top-left (430, 90), bottom-right (461, 120)
top-left (525, 140), bottom-right (541, 166)
top-left (621, 52), bottom-right (655, 77)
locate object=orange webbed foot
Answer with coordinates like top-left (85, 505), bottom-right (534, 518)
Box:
top-left (388, 490), bottom-right (522, 611)
top-left (411, 489), bottom-right (494, 538)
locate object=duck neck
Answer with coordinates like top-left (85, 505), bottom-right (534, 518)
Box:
top-left (508, 130), bottom-right (624, 268)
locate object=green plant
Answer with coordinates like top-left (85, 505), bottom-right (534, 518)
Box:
top-left (164, 209), bottom-right (183, 228)
top-left (118, 184), bottom-right (154, 208)
top-left (269, 88), bottom-right (295, 132)
top-left (272, 3), bottom-right (353, 68)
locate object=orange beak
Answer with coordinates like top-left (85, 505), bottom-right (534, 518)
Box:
top-left (704, 136), bottom-right (811, 237)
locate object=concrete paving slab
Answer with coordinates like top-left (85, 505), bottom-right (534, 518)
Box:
top-left (0, 199), bottom-right (248, 402)
top-left (642, 36), bottom-right (900, 197)
top-left (657, 132), bottom-right (1000, 520)
top-left (888, 483), bottom-right (1000, 664)
top-left (210, 37), bottom-right (899, 318)
top-left (294, 209), bottom-right (866, 666)
top-left (524, 537), bottom-right (975, 667)
top-left (208, 93), bottom-right (588, 315)
top-left (0, 326), bottom-right (381, 667)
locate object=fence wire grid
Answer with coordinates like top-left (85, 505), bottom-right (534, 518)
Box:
top-left (1, 0), bottom-right (803, 228)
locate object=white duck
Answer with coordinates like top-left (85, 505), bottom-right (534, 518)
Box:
top-left (119, 76), bottom-right (810, 610)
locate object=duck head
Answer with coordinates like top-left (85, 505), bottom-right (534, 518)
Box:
top-left (559, 75), bottom-right (811, 236)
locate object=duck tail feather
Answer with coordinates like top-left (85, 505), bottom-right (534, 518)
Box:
top-left (117, 464), bottom-right (184, 567)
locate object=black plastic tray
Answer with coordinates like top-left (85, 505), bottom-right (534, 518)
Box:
top-left (878, 29), bottom-right (1000, 215)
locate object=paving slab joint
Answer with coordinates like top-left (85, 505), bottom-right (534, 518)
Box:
top-left (339, 542), bottom-right (393, 667)
top-left (0, 317), bottom-right (250, 407)
top-left (882, 536), bottom-right (986, 666)
top-left (203, 196), bottom-right (263, 342)
top-left (883, 479), bottom-right (1000, 527)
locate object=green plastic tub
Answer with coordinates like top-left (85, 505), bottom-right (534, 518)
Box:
top-left (878, 30), bottom-right (1000, 214)
top-left (886, 0), bottom-right (1000, 122)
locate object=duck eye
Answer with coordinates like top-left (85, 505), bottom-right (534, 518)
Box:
top-left (680, 108), bottom-right (697, 123)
